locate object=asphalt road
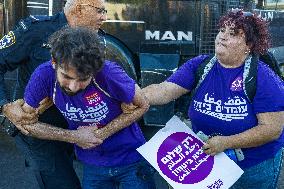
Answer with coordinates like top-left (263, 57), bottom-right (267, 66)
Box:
top-left (0, 130), bottom-right (169, 189)
top-left (0, 130), bottom-right (284, 189)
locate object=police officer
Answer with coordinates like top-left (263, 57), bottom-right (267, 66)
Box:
top-left (0, 0), bottom-right (107, 188)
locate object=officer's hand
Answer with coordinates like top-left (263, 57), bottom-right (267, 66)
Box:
top-left (121, 103), bottom-right (138, 114)
top-left (37, 97), bottom-right (53, 115)
top-left (75, 126), bottom-right (103, 149)
top-left (14, 124), bottom-right (30, 136)
top-left (202, 136), bottom-right (228, 156)
top-left (3, 99), bottom-right (38, 125)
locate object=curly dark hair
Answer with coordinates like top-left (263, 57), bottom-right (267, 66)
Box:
top-left (49, 26), bottom-right (105, 78)
top-left (218, 9), bottom-right (270, 55)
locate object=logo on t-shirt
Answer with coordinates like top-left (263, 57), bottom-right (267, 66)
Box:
top-left (84, 92), bottom-right (102, 106)
top-left (230, 76), bottom-right (243, 91)
top-left (193, 93), bottom-right (248, 121)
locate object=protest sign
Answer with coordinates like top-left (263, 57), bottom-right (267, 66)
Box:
top-left (137, 116), bottom-right (243, 189)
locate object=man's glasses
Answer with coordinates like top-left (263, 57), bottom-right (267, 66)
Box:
top-left (80, 4), bottom-right (107, 15)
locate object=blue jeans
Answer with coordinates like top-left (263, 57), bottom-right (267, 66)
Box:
top-left (231, 148), bottom-right (283, 189)
top-left (82, 160), bottom-right (156, 189)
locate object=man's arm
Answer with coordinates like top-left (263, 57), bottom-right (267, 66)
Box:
top-left (2, 99), bottom-right (38, 125)
top-left (203, 111), bottom-right (284, 155)
top-left (0, 19), bottom-right (40, 126)
top-left (21, 121), bottom-right (102, 149)
top-left (93, 84), bottom-right (149, 140)
top-left (15, 102), bottom-right (103, 149)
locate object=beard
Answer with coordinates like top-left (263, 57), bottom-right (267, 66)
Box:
top-left (58, 84), bottom-right (83, 96)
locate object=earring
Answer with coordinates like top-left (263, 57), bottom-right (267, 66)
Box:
top-left (51, 59), bottom-right (56, 65)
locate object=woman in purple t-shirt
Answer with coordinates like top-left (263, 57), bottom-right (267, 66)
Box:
top-left (131, 9), bottom-right (284, 189)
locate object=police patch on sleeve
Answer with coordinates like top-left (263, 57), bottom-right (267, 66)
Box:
top-left (0, 31), bottom-right (16, 49)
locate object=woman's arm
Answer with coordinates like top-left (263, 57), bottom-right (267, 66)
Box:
top-left (142, 81), bottom-right (189, 105)
top-left (203, 111), bottom-right (284, 155)
top-left (121, 81), bottom-right (189, 115)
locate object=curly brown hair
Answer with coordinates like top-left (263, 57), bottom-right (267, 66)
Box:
top-left (49, 26), bottom-right (105, 78)
top-left (218, 9), bottom-right (270, 55)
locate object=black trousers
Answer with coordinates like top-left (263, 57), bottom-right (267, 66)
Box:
top-left (15, 106), bottom-right (81, 189)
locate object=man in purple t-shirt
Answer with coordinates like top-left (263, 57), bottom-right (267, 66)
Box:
top-left (15, 27), bottom-right (156, 189)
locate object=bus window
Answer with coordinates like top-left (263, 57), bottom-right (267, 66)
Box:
top-left (255, 0), bottom-right (284, 10)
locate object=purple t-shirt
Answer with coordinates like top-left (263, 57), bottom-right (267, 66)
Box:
top-left (167, 55), bottom-right (284, 169)
top-left (25, 60), bottom-right (146, 166)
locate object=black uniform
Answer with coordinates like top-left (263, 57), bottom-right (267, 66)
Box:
top-left (0, 12), bottom-right (81, 189)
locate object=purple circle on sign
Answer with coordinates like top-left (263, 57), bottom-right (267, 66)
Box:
top-left (157, 132), bottom-right (214, 184)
